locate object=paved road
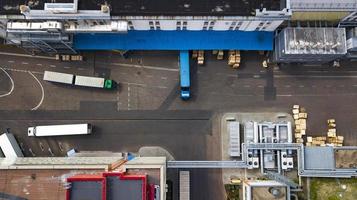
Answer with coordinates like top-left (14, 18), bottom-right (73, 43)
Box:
top-left (169, 52), bottom-right (357, 145)
top-left (0, 110), bottom-right (212, 159)
top-left (1, 49), bottom-right (357, 200)
top-left (0, 50), bottom-right (179, 110)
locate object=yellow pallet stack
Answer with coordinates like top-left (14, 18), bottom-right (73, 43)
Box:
top-left (305, 119), bottom-right (344, 147)
top-left (192, 50), bottom-right (205, 65)
top-left (197, 50), bottom-right (205, 65)
top-left (292, 105), bottom-right (307, 144)
top-left (228, 50), bottom-right (241, 69)
top-left (326, 119), bottom-right (344, 147)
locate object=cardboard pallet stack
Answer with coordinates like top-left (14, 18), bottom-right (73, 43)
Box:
top-left (192, 50), bottom-right (205, 65)
top-left (217, 50), bottom-right (224, 60)
top-left (197, 50), bottom-right (204, 65)
top-left (292, 105), bottom-right (307, 144)
top-left (326, 119), bottom-right (344, 147)
top-left (305, 119), bottom-right (344, 147)
top-left (228, 50), bottom-right (241, 69)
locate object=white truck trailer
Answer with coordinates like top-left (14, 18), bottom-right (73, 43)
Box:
top-left (179, 171), bottom-right (190, 200)
top-left (28, 124), bottom-right (92, 137)
top-left (43, 71), bottom-right (74, 84)
top-left (74, 75), bottom-right (115, 89)
top-left (0, 133), bottom-right (24, 158)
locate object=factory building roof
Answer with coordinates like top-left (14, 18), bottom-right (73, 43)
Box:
top-left (1, 0), bottom-right (283, 16)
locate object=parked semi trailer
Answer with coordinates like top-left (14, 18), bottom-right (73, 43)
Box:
top-left (0, 133), bottom-right (24, 158)
top-left (43, 71), bottom-right (74, 84)
top-left (43, 71), bottom-right (116, 89)
top-left (74, 75), bottom-right (115, 89)
top-left (179, 171), bottom-right (190, 200)
top-left (28, 124), bottom-right (92, 137)
top-left (179, 51), bottom-right (190, 100)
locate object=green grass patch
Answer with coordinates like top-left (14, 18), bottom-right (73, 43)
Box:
top-left (310, 178), bottom-right (357, 200)
top-left (225, 184), bottom-right (240, 200)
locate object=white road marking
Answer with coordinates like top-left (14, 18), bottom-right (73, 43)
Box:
top-left (127, 84), bottom-right (131, 110)
top-left (285, 85), bottom-right (291, 88)
top-left (277, 93), bottom-right (357, 97)
top-left (161, 76), bottom-right (168, 80)
top-left (0, 68), bottom-right (15, 97)
top-left (299, 85), bottom-right (304, 88)
top-left (49, 65), bottom-right (56, 68)
top-left (121, 81), bottom-right (167, 89)
top-left (1, 67), bottom-right (42, 74)
top-left (36, 63), bottom-right (42, 66)
top-left (353, 85), bottom-right (357, 87)
top-left (109, 62), bottom-right (179, 72)
top-left (116, 90), bottom-right (120, 111)
top-left (253, 75), bottom-right (261, 78)
top-left (29, 72), bottom-right (44, 111)
top-left (275, 75), bottom-right (357, 78)
top-left (64, 66), bottom-right (70, 69)
top-left (257, 85), bottom-right (264, 88)
top-left (0, 51), bottom-right (55, 60)
top-left (21, 62), bottom-right (29, 65)
top-left (7, 60), bottom-right (14, 63)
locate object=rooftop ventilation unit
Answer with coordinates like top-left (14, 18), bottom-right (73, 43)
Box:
top-left (44, 0), bottom-right (78, 13)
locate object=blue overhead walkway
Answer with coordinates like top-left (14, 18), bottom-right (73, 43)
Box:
top-left (73, 30), bottom-right (273, 51)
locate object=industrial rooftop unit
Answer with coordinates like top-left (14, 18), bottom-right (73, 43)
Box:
top-left (274, 27), bottom-right (347, 63)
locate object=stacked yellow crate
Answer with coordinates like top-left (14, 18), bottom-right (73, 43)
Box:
top-left (326, 119), bottom-right (344, 147)
top-left (292, 105), bottom-right (307, 144)
top-left (305, 119), bottom-right (344, 147)
top-left (197, 50), bottom-right (205, 65)
top-left (228, 50), bottom-right (241, 69)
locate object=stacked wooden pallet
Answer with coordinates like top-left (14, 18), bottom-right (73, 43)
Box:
top-left (305, 119), bottom-right (344, 147)
top-left (292, 105), bottom-right (307, 144)
top-left (326, 119), bottom-right (344, 147)
top-left (192, 50), bottom-right (205, 65)
top-left (228, 50), bottom-right (241, 69)
top-left (197, 50), bottom-right (204, 65)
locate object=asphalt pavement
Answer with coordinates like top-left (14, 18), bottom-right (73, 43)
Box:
top-left (1, 48), bottom-right (357, 200)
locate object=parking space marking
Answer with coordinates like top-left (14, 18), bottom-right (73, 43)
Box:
top-left (128, 84), bottom-right (131, 110)
top-left (36, 63), bottom-right (43, 66)
top-left (116, 90), bottom-right (120, 111)
top-left (29, 72), bottom-right (45, 111)
top-left (50, 65), bottom-right (56, 68)
top-left (7, 60), bottom-right (14, 63)
top-left (21, 62), bottom-right (29, 65)
top-left (0, 68), bottom-right (15, 97)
